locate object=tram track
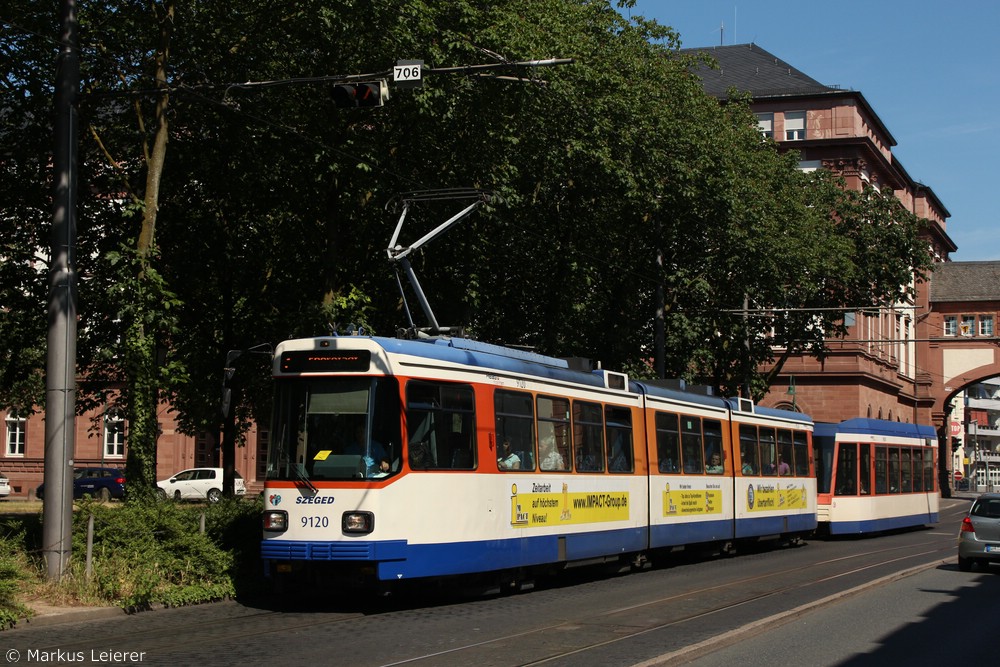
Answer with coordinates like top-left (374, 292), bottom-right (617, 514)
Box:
top-left (3, 520), bottom-right (960, 667)
top-left (379, 536), bottom-right (955, 667)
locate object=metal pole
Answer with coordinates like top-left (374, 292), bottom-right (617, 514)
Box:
top-left (43, 0), bottom-right (79, 581)
top-left (398, 257), bottom-right (441, 331)
top-left (85, 514), bottom-right (94, 581)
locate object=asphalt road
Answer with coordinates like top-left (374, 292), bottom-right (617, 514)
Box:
top-left (675, 562), bottom-right (1000, 666)
top-left (0, 496), bottom-right (976, 667)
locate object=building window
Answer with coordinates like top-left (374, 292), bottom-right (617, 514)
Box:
top-left (979, 315), bottom-right (994, 337)
top-left (5, 412), bottom-right (25, 457)
top-left (197, 432), bottom-right (214, 466)
top-left (961, 315), bottom-right (976, 336)
top-left (755, 112), bottom-right (773, 138)
top-left (103, 410), bottom-right (126, 459)
top-left (944, 316), bottom-right (957, 336)
top-left (785, 111), bottom-right (806, 140)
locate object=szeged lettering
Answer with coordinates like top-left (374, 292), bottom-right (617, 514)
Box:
top-left (296, 496), bottom-right (335, 504)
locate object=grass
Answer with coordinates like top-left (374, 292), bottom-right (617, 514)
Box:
top-left (0, 496), bottom-right (263, 629)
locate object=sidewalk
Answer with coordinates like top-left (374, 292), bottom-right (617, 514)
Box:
top-left (12, 600), bottom-right (126, 630)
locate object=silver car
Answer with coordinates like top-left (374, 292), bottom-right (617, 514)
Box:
top-left (958, 492), bottom-right (1000, 571)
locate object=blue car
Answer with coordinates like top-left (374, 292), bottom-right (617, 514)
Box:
top-left (36, 467), bottom-right (126, 502)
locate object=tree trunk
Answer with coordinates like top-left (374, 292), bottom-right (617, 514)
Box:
top-left (125, 1), bottom-right (175, 503)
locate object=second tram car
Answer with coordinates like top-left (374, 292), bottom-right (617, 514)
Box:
top-left (814, 418), bottom-right (939, 535)
top-left (260, 335), bottom-right (816, 591)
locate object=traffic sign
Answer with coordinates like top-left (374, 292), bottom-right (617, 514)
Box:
top-left (394, 60), bottom-right (424, 88)
top-left (954, 470), bottom-right (964, 481)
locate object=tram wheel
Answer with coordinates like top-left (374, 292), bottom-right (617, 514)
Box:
top-left (498, 571), bottom-right (523, 595)
top-left (628, 553), bottom-right (648, 571)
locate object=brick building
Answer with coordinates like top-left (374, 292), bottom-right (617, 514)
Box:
top-left (686, 43), bottom-right (956, 426)
top-left (1, 402), bottom-right (265, 499)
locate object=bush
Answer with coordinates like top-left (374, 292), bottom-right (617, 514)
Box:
top-left (67, 499), bottom-right (249, 608)
top-left (0, 524), bottom-right (33, 629)
top-left (0, 497), bottom-right (264, 618)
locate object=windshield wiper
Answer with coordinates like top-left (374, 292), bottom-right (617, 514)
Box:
top-left (293, 464), bottom-right (319, 494)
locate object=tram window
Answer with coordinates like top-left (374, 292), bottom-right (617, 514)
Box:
top-left (606, 406), bottom-right (633, 473)
top-left (816, 438), bottom-right (833, 494)
top-left (739, 425), bottom-right (759, 475)
top-left (912, 449), bottom-right (923, 492)
top-left (793, 431), bottom-right (809, 476)
top-left (303, 382), bottom-right (370, 463)
top-left (859, 444), bottom-right (871, 495)
top-left (281, 377), bottom-right (403, 481)
top-left (496, 390), bottom-right (535, 472)
top-left (875, 447), bottom-right (887, 494)
top-left (759, 427), bottom-right (777, 476)
top-left (834, 443), bottom-right (857, 495)
top-left (538, 395), bottom-right (571, 472)
top-left (888, 448), bottom-right (900, 493)
top-left (681, 416), bottom-right (704, 474)
top-left (448, 430), bottom-right (475, 469)
top-left (406, 381), bottom-right (476, 470)
top-left (573, 400), bottom-right (604, 472)
top-left (371, 380), bottom-right (403, 474)
top-left (901, 448), bottom-right (912, 493)
top-left (703, 420), bottom-right (723, 474)
top-left (923, 450), bottom-right (936, 491)
top-left (777, 430), bottom-right (794, 476)
top-left (656, 413), bottom-right (681, 473)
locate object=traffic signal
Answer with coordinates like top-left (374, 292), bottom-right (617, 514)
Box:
top-left (331, 80), bottom-right (388, 108)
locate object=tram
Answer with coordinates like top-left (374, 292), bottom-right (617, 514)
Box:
top-left (260, 334), bottom-right (816, 591)
top-left (813, 418), bottom-right (939, 535)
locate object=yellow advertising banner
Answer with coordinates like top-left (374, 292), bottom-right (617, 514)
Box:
top-left (745, 481), bottom-right (808, 512)
top-left (509, 482), bottom-right (629, 527)
top-left (661, 482), bottom-right (724, 516)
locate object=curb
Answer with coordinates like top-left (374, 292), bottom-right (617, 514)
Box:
top-left (11, 606), bottom-right (127, 631)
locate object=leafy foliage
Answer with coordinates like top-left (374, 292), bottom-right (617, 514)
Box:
top-left (0, 523), bottom-right (33, 629)
top-left (0, 0), bottom-right (936, 443)
top-left (65, 499), bottom-right (251, 608)
top-left (0, 499), bottom-right (263, 622)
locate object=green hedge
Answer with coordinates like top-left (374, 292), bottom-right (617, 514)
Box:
top-left (0, 496), bottom-right (263, 626)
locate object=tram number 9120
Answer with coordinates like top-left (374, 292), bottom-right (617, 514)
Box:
top-left (301, 516), bottom-right (330, 529)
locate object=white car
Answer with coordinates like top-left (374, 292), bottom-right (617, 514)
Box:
top-left (0, 474), bottom-right (10, 499)
top-left (156, 468), bottom-right (246, 502)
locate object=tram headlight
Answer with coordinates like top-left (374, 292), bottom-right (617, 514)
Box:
top-left (342, 511), bottom-right (374, 534)
top-left (262, 510), bottom-right (288, 532)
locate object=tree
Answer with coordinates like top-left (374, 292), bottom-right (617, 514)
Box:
top-left (0, 0), bottom-right (938, 470)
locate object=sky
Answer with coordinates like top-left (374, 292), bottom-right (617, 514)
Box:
top-left (625, 1), bottom-right (1000, 261)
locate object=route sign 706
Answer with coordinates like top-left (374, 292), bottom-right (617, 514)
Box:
top-left (394, 60), bottom-right (424, 89)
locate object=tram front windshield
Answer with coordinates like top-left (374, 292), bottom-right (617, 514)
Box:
top-left (266, 377), bottom-right (401, 481)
